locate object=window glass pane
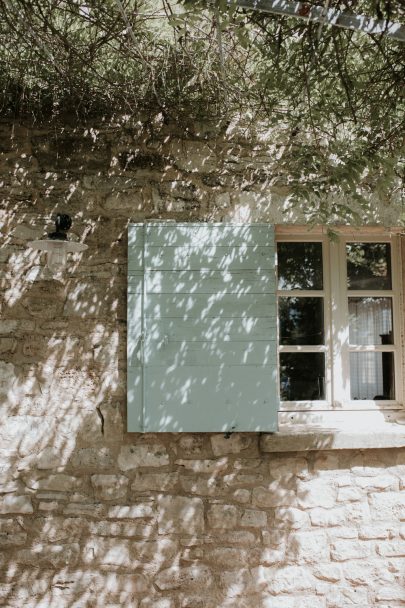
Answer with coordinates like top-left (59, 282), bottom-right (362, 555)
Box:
top-left (346, 243), bottom-right (391, 290)
top-left (279, 297), bottom-right (324, 345)
top-left (349, 297), bottom-right (393, 345)
top-left (280, 353), bottom-right (325, 401)
top-left (350, 352), bottom-right (395, 400)
top-left (277, 242), bottom-right (323, 290)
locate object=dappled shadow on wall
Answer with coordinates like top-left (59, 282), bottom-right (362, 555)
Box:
top-left (0, 125), bottom-right (400, 608)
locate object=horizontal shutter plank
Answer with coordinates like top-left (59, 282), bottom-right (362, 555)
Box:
top-left (144, 245), bottom-right (274, 270)
top-left (128, 248), bottom-right (144, 272)
top-left (144, 293), bottom-right (276, 318)
top-left (146, 317), bottom-right (276, 342)
top-left (128, 273), bottom-right (143, 294)
top-left (143, 366), bottom-right (277, 432)
top-left (145, 224), bottom-right (273, 247)
top-left (128, 225), bottom-right (144, 246)
top-left (144, 270), bottom-right (274, 294)
top-left (142, 340), bottom-right (277, 367)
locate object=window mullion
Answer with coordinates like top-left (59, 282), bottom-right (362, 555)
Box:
top-left (330, 238), bottom-right (349, 406)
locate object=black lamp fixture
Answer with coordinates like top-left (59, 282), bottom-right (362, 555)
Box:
top-left (28, 213), bottom-right (87, 277)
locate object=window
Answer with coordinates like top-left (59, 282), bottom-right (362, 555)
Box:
top-left (277, 229), bottom-right (403, 412)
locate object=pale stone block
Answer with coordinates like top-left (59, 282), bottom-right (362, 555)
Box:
top-left (36, 447), bottom-right (66, 470)
top-left (175, 458), bottom-right (228, 473)
top-left (0, 320), bottom-right (18, 334)
top-left (210, 434), bottom-right (258, 456)
top-left (240, 509), bottom-right (267, 528)
top-left (342, 560), bottom-right (375, 585)
top-left (180, 476), bottom-right (221, 496)
top-left (108, 504), bottom-right (155, 519)
top-left (181, 547), bottom-right (204, 561)
top-left (38, 501), bottom-right (59, 511)
top-left (328, 526), bottom-right (358, 539)
top-left (34, 516), bottom-right (84, 542)
top-left (0, 519), bottom-right (27, 546)
top-left (219, 569), bottom-right (252, 597)
top-left (337, 486), bottom-right (363, 502)
top-left (176, 435), bottom-right (211, 458)
top-left (331, 540), bottom-right (373, 561)
top-left (359, 525), bottom-right (393, 540)
top-left (351, 464), bottom-right (381, 476)
top-left (254, 546), bottom-right (285, 565)
top-left (327, 587), bottom-right (369, 606)
top-left (376, 585), bottom-right (405, 601)
top-left (91, 474), bottom-right (129, 500)
top-left (287, 530), bottom-right (329, 563)
top-left (297, 477), bottom-right (336, 509)
top-left (232, 489), bottom-right (251, 504)
top-left (132, 472), bottom-right (178, 492)
top-left (0, 495), bottom-right (33, 514)
top-left (157, 496), bottom-right (204, 535)
top-left (213, 192), bottom-right (231, 209)
top-left (356, 474), bottom-right (399, 491)
top-left (104, 190), bottom-right (145, 211)
top-left (269, 456), bottom-right (309, 480)
top-left (253, 565), bottom-right (315, 594)
top-left (13, 223), bottom-right (43, 241)
top-left (369, 491), bottom-right (405, 520)
top-left (89, 520), bottom-right (155, 538)
top-left (69, 447), bottom-right (114, 469)
top-left (313, 564), bottom-right (342, 582)
top-left (85, 538), bottom-right (177, 569)
top-left (16, 543), bottom-right (80, 567)
top-left (205, 547), bottom-right (244, 568)
top-left (25, 474), bottom-right (79, 492)
top-left (224, 472), bottom-right (264, 487)
top-left (207, 504), bottom-right (238, 529)
top-left (155, 565), bottom-right (213, 591)
top-left (118, 444), bottom-right (169, 470)
top-left (211, 531), bottom-right (256, 547)
top-left (63, 503), bottom-right (106, 518)
top-left (0, 360), bottom-right (16, 396)
top-left (274, 507), bottom-right (310, 529)
top-left (252, 482), bottom-right (296, 508)
top-left (0, 480), bottom-right (22, 493)
top-left (343, 501), bottom-right (371, 524)
top-left (377, 540), bottom-right (405, 556)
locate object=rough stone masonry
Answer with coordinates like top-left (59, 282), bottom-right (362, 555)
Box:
top-left (0, 118), bottom-right (404, 607)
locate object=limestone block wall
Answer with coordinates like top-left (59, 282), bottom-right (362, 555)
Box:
top-left (0, 119), bottom-right (404, 607)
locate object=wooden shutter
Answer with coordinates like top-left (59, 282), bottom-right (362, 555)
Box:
top-left (127, 223), bottom-right (278, 432)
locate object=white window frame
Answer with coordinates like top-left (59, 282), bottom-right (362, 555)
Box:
top-left (276, 226), bottom-right (404, 413)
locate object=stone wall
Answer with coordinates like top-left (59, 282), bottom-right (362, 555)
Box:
top-left (0, 119), bottom-right (404, 607)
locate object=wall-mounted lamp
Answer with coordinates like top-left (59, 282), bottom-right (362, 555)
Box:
top-left (28, 214), bottom-right (87, 278)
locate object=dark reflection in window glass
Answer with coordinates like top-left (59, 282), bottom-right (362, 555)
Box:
top-left (348, 297), bottom-right (393, 345)
top-left (280, 353), bottom-right (325, 401)
top-left (278, 242), bottom-right (323, 290)
top-left (346, 243), bottom-right (391, 290)
top-left (350, 352), bottom-right (395, 400)
top-left (279, 297), bottom-right (324, 345)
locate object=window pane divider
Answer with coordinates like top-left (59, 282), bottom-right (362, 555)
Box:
top-left (348, 345), bottom-right (397, 352)
top-left (348, 290), bottom-right (394, 297)
top-left (277, 290), bottom-right (324, 297)
top-left (279, 345), bottom-right (327, 353)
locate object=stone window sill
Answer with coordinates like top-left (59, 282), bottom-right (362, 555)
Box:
top-left (261, 421), bottom-right (405, 452)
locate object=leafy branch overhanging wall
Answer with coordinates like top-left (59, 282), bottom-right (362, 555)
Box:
top-left (0, 0), bottom-right (404, 220)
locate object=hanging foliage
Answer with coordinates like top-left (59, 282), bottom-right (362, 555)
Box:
top-left (0, 0), bottom-right (403, 218)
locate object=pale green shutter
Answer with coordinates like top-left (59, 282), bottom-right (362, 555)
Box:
top-left (127, 223), bottom-right (278, 432)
